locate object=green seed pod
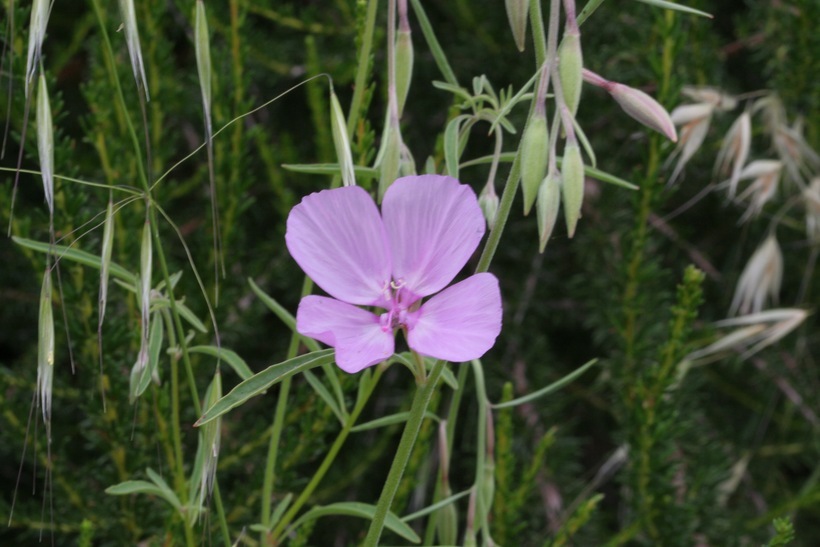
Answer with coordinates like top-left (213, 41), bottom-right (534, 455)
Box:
top-left (559, 31), bottom-right (583, 117)
top-left (36, 74), bottom-right (53, 215)
top-left (520, 114), bottom-right (549, 215)
top-left (395, 29), bottom-right (414, 117)
top-left (561, 142), bottom-right (585, 237)
top-left (330, 88), bottom-right (356, 187)
top-left (505, 0), bottom-right (529, 52)
top-left (537, 171), bottom-right (561, 252)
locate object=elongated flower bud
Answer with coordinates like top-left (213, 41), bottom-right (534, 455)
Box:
top-left (395, 29), bottom-right (413, 117)
top-left (520, 114), bottom-right (549, 215)
top-left (379, 120), bottom-right (402, 201)
top-left (609, 82), bottom-right (677, 142)
top-left (37, 268), bottom-right (54, 424)
top-left (505, 0), bottom-right (529, 52)
top-left (537, 171), bottom-right (561, 252)
top-left (558, 31), bottom-right (583, 117)
top-left (36, 74), bottom-right (54, 215)
top-left (330, 88), bottom-right (356, 187)
top-left (561, 142), bottom-right (584, 237)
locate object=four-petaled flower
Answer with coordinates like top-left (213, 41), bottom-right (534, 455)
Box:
top-left (286, 175), bottom-right (502, 373)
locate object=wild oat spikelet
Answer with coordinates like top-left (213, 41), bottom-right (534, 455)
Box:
top-left (729, 235), bottom-right (783, 316)
top-left (36, 74), bottom-right (53, 215)
top-left (118, 0), bottom-right (150, 101)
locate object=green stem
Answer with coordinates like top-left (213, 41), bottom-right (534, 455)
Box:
top-left (272, 366), bottom-right (385, 541)
top-left (363, 360), bottom-right (445, 546)
top-left (90, 2), bottom-right (230, 543)
top-left (260, 276), bottom-right (313, 542)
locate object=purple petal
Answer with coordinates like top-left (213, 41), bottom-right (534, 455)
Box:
top-left (406, 273), bottom-right (502, 362)
top-left (297, 295), bottom-right (395, 373)
top-left (382, 175), bottom-right (485, 299)
top-left (286, 186), bottom-right (391, 306)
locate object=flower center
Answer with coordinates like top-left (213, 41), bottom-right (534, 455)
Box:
top-left (379, 278), bottom-right (411, 332)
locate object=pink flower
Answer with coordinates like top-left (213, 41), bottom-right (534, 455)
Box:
top-left (286, 175), bottom-right (502, 373)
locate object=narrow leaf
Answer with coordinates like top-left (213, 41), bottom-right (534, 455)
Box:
top-left (492, 359), bottom-right (599, 409)
top-left (195, 349), bottom-right (335, 426)
top-left (189, 345), bottom-right (253, 380)
top-left (290, 502), bottom-right (420, 543)
top-left (13, 238), bottom-right (137, 284)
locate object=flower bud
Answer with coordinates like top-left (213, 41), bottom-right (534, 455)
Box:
top-left (537, 171), bottom-right (561, 252)
top-left (479, 184), bottom-right (499, 229)
top-left (561, 142), bottom-right (584, 237)
top-left (609, 82), bottom-right (677, 142)
top-left (505, 0), bottom-right (529, 52)
top-left (558, 31), bottom-right (583, 117)
top-left (520, 114), bottom-right (548, 215)
top-left (395, 29), bottom-right (414, 117)
top-left (379, 119), bottom-right (401, 201)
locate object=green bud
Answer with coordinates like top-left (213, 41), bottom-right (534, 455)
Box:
top-left (558, 31), bottom-right (583, 117)
top-left (561, 142), bottom-right (585, 237)
top-left (520, 114), bottom-right (548, 215)
top-left (379, 121), bottom-right (401, 201)
top-left (537, 171), bottom-right (561, 252)
top-left (479, 184), bottom-right (499, 229)
top-left (395, 29), bottom-right (414, 116)
top-left (505, 0), bottom-right (529, 52)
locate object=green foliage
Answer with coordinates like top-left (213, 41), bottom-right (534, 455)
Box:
top-left (1, 0), bottom-right (818, 545)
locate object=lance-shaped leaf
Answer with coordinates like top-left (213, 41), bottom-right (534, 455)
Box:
top-left (195, 349), bottom-right (335, 426)
top-left (288, 502), bottom-right (420, 543)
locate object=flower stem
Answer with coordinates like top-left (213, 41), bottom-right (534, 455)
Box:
top-left (363, 359), bottom-right (445, 546)
top-left (260, 276), bottom-right (313, 542)
top-left (272, 366), bottom-right (384, 541)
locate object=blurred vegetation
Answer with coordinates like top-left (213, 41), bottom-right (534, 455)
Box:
top-left (1, 0), bottom-right (818, 545)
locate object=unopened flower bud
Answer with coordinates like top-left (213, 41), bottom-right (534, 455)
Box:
top-left (561, 142), bottom-right (584, 237)
top-left (558, 31), bottom-right (583, 117)
top-left (479, 184), bottom-right (500, 229)
top-left (505, 0), bottom-right (529, 52)
top-left (609, 82), bottom-right (677, 142)
top-left (395, 28), bottom-right (413, 116)
top-left (379, 119), bottom-right (402, 201)
top-left (520, 113), bottom-right (549, 215)
top-left (537, 171), bottom-right (561, 252)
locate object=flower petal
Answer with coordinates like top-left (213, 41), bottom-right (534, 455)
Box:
top-left (382, 175), bottom-right (485, 299)
top-left (286, 186), bottom-right (391, 306)
top-left (406, 273), bottom-right (502, 363)
top-left (296, 295), bottom-right (394, 373)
